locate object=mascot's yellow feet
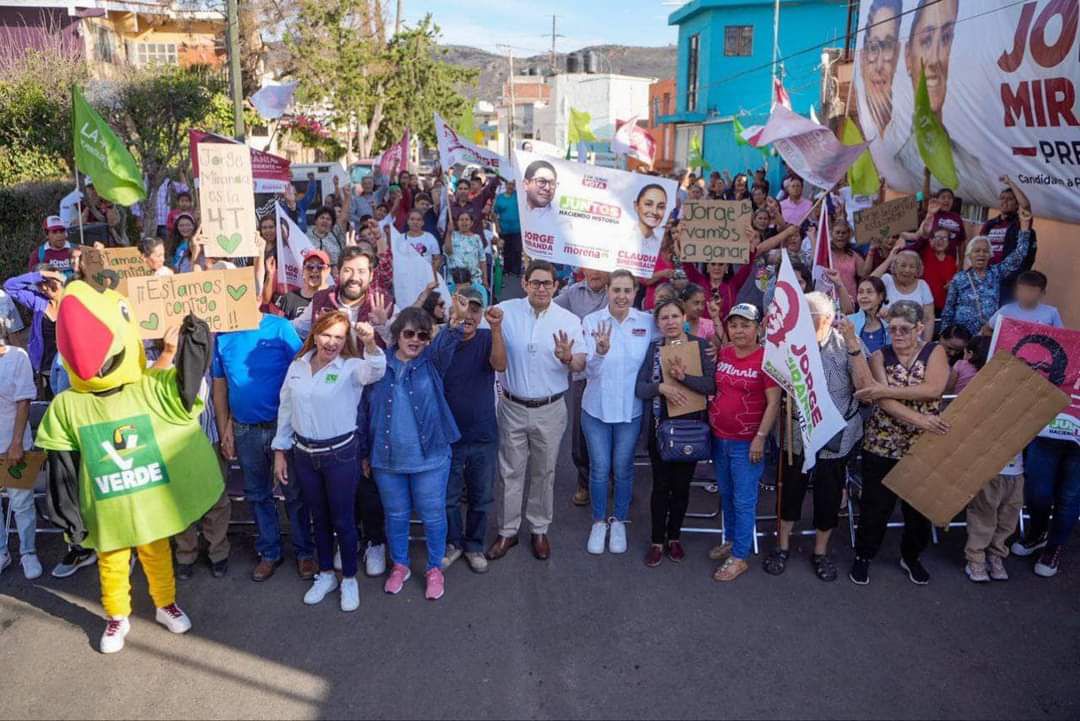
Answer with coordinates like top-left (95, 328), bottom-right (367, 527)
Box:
top-left (100, 617), bottom-right (130, 654)
top-left (155, 604), bottom-right (192, 634)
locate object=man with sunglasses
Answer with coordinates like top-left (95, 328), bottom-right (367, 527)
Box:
top-left (276, 249), bottom-right (331, 321)
top-left (487, 260), bottom-right (586, 562)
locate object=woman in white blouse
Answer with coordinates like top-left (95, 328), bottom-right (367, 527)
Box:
top-left (872, 246), bottom-right (936, 342)
top-left (581, 270), bottom-right (656, 555)
top-left (272, 310), bottom-right (385, 613)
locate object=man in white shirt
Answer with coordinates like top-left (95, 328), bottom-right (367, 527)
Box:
top-left (487, 260), bottom-right (586, 562)
top-left (520, 159), bottom-right (560, 243)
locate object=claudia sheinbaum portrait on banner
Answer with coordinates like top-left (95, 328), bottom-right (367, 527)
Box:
top-left (891, 0), bottom-right (996, 205)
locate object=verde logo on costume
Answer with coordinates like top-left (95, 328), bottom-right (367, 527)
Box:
top-left (79, 415), bottom-right (171, 500)
top-left (325, 373), bottom-right (339, 384)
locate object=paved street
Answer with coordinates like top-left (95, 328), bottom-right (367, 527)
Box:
top-left (2, 435), bottom-right (1078, 720)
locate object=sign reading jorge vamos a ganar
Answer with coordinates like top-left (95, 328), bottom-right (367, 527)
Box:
top-left (124, 267), bottom-right (261, 339)
top-left (679, 199), bottom-right (754, 263)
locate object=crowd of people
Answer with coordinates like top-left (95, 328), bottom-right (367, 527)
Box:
top-left (0, 158), bottom-right (1075, 656)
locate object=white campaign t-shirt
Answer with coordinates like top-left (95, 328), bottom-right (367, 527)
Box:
top-left (403, 231), bottom-right (441, 259)
top-left (0, 346), bottom-right (37, 450)
top-left (882, 274), bottom-right (934, 308)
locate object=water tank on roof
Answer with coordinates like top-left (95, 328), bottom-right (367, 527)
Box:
top-left (528, 66), bottom-right (539, 76)
top-left (584, 50), bottom-right (599, 74)
top-left (566, 53), bottom-right (581, 74)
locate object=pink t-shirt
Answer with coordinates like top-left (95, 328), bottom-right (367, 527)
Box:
top-left (953, 359), bottom-right (979, 395)
top-left (709, 345), bottom-right (778, 441)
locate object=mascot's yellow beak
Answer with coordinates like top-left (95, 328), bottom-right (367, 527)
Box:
top-left (56, 281), bottom-right (146, 393)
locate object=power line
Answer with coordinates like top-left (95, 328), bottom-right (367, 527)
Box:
top-left (693, 0), bottom-right (1028, 95)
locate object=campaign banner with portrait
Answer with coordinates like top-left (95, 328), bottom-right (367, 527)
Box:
top-left (512, 149), bottom-right (679, 276)
top-left (434, 112), bottom-right (509, 177)
top-left (989, 317), bottom-right (1080, 442)
top-left (274, 202), bottom-right (315, 293)
top-left (762, 250), bottom-right (846, 471)
top-left (853, 0), bottom-right (1080, 223)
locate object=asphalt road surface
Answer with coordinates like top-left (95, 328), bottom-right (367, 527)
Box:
top-left (2, 438), bottom-right (1078, 720)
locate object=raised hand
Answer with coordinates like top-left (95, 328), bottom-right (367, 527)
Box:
top-left (1019, 207), bottom-right (1033, 230)
top-left (591, 321), bottom-right (612, 356)
top-left (484, 305), bottom-right (503, 328)
top-left (354, 321), bottom-right (376, 347)
top-left (450, 293), bottom-right (469, 324)
top-left (162, 324), bottom-right (180, 353)
top-left (553, 329), bottom-right (575, 363)
top-left (368, 289), bottom-right (389, 326)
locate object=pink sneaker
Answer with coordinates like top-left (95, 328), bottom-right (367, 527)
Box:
top-left (384, 563), bottom-right (411, 594)
top-left (425, 567), bottom-right (445, 601)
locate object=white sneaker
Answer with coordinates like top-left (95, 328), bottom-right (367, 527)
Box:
top-left (0, 550), bottom-right (10, 575)
top-left (441, 544), bottom-right (463, 570)
top-left (155, 604), bottom-right (192, 634)
top-left (608, 520), bottom-right (628, 554)
top-left (339, 577), bottom-right (359, 612)
top-left (21, 553), bottom-right (43, 580)
top-left (587, 521), bottom-right (608, 555)
top-left (333, 546), bottom-right (342, 572)
top-left (304, 572), bottom-right (339, 605)
top-left (365, 543), bottom-right (387, 577)
top-left (99, 617), bottom-right (130, 654)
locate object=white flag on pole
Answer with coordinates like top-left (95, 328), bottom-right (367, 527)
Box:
top-left (275, 202), bottom-right (315, 293)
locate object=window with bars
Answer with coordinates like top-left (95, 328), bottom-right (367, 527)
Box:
top-left (686, 34), bottom-right (700, 112)
top-left (724, 25), bottom-right (753, 57)
top-left (133, 42), bottom-right (178, 67)
top-left (94, 26), bottom-right (116, 63)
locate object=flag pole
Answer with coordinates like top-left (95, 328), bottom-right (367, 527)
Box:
top-left (71, 86), bottom-right (85, 249)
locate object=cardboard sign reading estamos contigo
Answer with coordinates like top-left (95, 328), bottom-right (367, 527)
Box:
top-left (124, 267), bottom-right (261, 339)
top-left (79, 245), bottom-right (153, 295)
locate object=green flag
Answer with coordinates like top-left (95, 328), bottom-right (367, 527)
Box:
top-left (688, 134), bottom-right (710, 172)
top-left (842, 117), bottom-right (880, 196)
top-left (456, 104), bottom-right (475, 139)
top-left (567, 107), bottom-right (597, 144)
top-left (72, 85), bottom-right (145, 205)
top-left (913, 64), bottom-right (958, 189)
top-left (733, 116), bottom-right (769, 157)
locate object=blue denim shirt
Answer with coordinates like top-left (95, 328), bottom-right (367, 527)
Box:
top-left (362, 325), bottom-right (463, 470)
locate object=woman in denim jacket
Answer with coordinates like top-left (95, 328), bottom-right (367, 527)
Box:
top-left (361, 302), bottom-right (466, 601)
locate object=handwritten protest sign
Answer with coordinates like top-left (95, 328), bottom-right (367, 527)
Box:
top-left (80, 245), bottom-right (152, 295)
top-left (0, 451), bottom-right (46, 491)
top-left (659, 341), bottom-right (706, 416)
top-left (679, 200), bottom-right (754, 263)
top-left (126, 267), bottom-right (261, 339)
top-left (853, 195), bottom-right (918, 242)
top-left (884, 352), bottom-right (1067, 526)
top-left (196, 143), bottom-right (258, 258)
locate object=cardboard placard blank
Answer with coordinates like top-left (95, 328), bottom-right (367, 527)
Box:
top-left (80, 245), bottom-right (152, 295)
top-left (883, 352), bottom-right (1069, 526)
top-left (679, 199), bottom-right (754, 263)
top-left (853, 195), bottom-right (919, 242)
top-left (0, 451), bottom-right (46, 491)
top-left (197, 143), bottom-right (258, 258)
top-left (659, 341), bottom-right (707, 416)
top-left (125, 267), bottom-right (261, 339)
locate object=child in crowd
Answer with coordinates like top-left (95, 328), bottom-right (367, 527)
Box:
top-left (165, 191), bottom-right (195, 238)
top-left (982, 270), bottom-right (1062, 334)
top-left (960, 335), bottom-right (1023, 583)
top-left (0, 319), bottom-right (41, 580)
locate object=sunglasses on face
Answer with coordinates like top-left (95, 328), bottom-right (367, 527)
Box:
top-left (400, 329), bottom-right (431, 341)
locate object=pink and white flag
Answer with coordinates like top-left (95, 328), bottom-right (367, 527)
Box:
top-left (772, 77), bottom-right (792, 111)
top-left (275, 202), bottom-right (315, 293)
top-left (811, 200), bottom-right (834, 293)
top-left (612, 117), bottom-right (656, 167)
top-left (378, 129), bottom-right (410, 177)
top-left (745, 105), bottom-right (867, 191)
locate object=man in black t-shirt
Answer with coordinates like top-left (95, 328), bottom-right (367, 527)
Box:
top-left (979, 177), bottom-right (1037, 304)
top-left (275, 249), bottom-right (330, 320)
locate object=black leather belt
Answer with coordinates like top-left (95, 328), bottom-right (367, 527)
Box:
top-left (503, 390), bottom-right (565, 408)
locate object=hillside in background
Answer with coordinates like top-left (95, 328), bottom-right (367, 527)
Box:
top-left (441, 44), bottom-right (677, 101)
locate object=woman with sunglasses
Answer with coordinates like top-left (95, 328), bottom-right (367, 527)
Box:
top-left (275, 249), bottom-right (331, 321)
top-left (849, 300), bottom-right (950, 586)
top-left (362, 302), bottom-right (468, 600)
top-left (272, 311), bottom-right (386, 612)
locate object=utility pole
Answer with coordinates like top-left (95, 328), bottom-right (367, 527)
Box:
top-left (507, 47), bottom-right (516, 156)
top-left (547, 15), bottom-right (564, 73)
top-left (226, 0), bottom-right (245, 140)
top-left (395, 0), bottom-right (403, 35)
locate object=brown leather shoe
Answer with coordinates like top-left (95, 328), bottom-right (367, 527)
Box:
top-left (251, 557), bottom-right (283, 582)
top-left (296, 557), bottom-right (317, 581)
top-left (485, 535), bottom-right (518, 561)
top-left (572, 483), bottom-right (589, 506)
top-left (530, 533), bottom-right (550, 560)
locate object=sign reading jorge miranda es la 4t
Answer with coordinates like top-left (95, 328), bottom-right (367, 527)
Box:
top-left (678, 199), bottom-right (754, 263)
top-left (196, 142), bottom-right (258, 258)
top-left (125, 267), bottom-right (261, 339)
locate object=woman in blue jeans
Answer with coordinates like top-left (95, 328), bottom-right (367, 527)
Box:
top-left (708, 304), bottom-right (781, 582)
top-left (581, 270), bottom-right (655, 555)
top-left (1013, 437), bottom-right (1080, 578)
top-left (362, 304), bottom-right (466, 601)
top-left (272, 311), bottom-right (386, 613)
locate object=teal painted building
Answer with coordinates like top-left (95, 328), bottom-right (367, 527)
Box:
top-left (661, 0), bottom-right (851, 185)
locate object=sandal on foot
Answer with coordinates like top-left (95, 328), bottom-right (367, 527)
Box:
top-left (762, 548), bottom-right (789, 575)
top-left (812, 553), bottom-right (837, 582)
top-left (713, 557), bottom-right (749, 582)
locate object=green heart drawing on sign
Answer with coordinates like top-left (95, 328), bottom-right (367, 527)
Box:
top-left (227, 284), bottom-right (247, 301)
top-left (93, 270), bottom-right (121, 290)
top-left (216, 232), bottom-right (243, 254)
top-left (8, 461), bottom-right (27, 479)
top-left (140, 313), bottom-right (160, 332)
top-left (878, 226), bottom-right (892, 240)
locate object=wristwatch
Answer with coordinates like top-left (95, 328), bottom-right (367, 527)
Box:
top-left (847, 347), bottom-right (862, 356)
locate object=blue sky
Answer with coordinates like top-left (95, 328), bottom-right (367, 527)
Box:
top-left (407, 0), bottom-right (684, 54)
